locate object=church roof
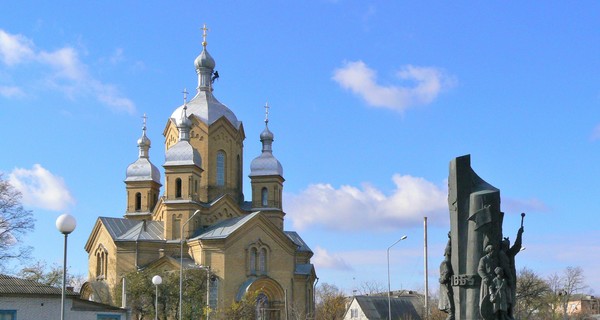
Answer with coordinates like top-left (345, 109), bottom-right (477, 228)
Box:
top-left (99, 217), bottom-right (164, 241)
top-left (191, 211), bottom-right (260, 240)
top-left (285, 231), bottom-right (312, 253)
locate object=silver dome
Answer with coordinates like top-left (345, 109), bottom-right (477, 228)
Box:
top-left (125, 158), bottom-right (161, 183)
top-left (164, 140), bottom-right (202, 167)
top-left (170, 91), bottom-right (240, 128)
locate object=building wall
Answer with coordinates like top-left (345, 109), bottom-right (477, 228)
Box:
top-left (0, 296), bottom-right (127, 320)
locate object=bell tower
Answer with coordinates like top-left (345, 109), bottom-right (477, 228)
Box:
top-left (249, 103), bottom-right (285, 229)
top-left (124, 114), bottom-right (161, 220)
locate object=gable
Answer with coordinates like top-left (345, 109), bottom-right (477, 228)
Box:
top-left (203, 194), bottom-right (246, 226)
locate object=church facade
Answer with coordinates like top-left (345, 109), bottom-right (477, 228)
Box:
top-left (82, 31), bottom-right (317, 319)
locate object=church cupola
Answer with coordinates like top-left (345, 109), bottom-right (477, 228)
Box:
top-left (164, 91), bottom-right (203, 203)
top-left (195, 24), bottom-right (217, 92)
top-left (250, 103), bottom-right (285, 228)
top-left (124, 115), bottom-right (162, 219)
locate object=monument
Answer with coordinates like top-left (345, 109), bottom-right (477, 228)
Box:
top-left (439, 155), bottom-right (524, 320)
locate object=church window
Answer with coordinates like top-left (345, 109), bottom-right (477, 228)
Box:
top-left (172, 214), bottom-right (181, 239)
top-left (249, 247), bottom-right (257, 275)
top-left (95, 246), bottom-right (108, 280)
top-left (135, 192), bottom-right (141, 211)
top-left (256, 293), bottom-right (269, 319)
top-left (261, 187), bottom-right (268, 207)
top-left (216, 151), bottom-right (226, 186)
top-left (259, 248), bottom-right (267, 274)
top-left (175, 178), bottom-right (182, 198)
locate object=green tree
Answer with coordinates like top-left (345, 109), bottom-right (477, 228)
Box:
top-left (124, 267), bottom-right (210, 320)
top-left (0, 174), bottom-right (35, 269)
top-left (315, 283), bottom-right (347, 320)
top-left (212, 290), bottom-right (260, 320)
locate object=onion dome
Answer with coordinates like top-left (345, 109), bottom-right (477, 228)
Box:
top-left (125, 115), bottom-right (161, 184)
top-left (250, 103), bottom-right (283, 177)
top-left (165, 99), bottom-right (202, 168)
top-left (170, 25), bottom-right (240, 128)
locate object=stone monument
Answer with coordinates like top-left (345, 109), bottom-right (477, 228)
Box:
top-left (439, 155), bottom-right (524, 320)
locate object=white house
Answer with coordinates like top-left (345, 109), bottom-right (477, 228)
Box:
top-left (0, 274), bottom-right (128, 320)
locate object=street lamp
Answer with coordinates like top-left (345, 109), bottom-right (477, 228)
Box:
top-left (197, 265), bottom-right (211, 320)
top-left (387, 235), bottom-right (407, 320)
top-left (56, 213), bottom-right (76, 320)
top-left (152, 275), bottom-right (162, 320)
top-left (180, 209), bottom-right (200, 320)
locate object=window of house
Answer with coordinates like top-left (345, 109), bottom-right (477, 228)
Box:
top-left (0, 310), bottom-right (16, 320)
top-left (135, 192), bottom-right (141, 211)
top-left (175, 178), bottom-right (182, 198)
top-left (351, 308), bottom-right (358, 318)
top-left (261, 187), bottom-right (268, 207)
top-left (248, 242), bottom-right (269, 275)
top-left (97, 314), bottom-right (121, 320)
top-left (216, 151), bottom-right (226, 186)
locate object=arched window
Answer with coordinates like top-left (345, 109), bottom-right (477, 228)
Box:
top-left (172, 214), bottom-right (181, 239)
top-left (259, 248), bottom-right (267, 274)
top-left (135, 192), bottom-right (142, 211)
top-left (216, 151), bottom-right (226, 186)
top-left (261, 187), bottom-right (268, 207)
top-left (256, 293), bottom-right (269, 319)
top-left (175, 178), bottom-right (182, 198)
top-left (249, 247), bottom-right (257, 275)
top-left (95, 246), bottom-right (108, 280)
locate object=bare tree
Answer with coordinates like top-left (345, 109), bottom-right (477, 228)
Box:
top-left (515, 267), bottom-right (552, 320)
top-left (18, 260), bottom-right (85, 291)
top-left (559, 266), bottom-right (587, 320)
top-left (0, 174), bottom-right (35, 269)
top-left (357, 280), bottom-right (386, 295)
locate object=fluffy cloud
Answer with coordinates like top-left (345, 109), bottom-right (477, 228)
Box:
top-left (312, 246), bottom-right (353, 271)
top-left (285, 174), bottom-right (448, 232)
top-left (8, 164), bottom-right (75, 211)
top-left (0, 29), bottom-right (134, 113)
top-left (0, 85), bottom-right (24, 98)
top-left (332, 60), bottom-right (455, 112)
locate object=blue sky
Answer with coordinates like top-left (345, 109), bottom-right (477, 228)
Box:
top-left (1, 2), bottom-right (599, 295)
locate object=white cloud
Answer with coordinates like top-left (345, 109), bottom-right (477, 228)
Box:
top-left (591, 124), bottom-right (600, 141)
top-left (0, 85), bottom-right (24, 98)
top-left (332, 60), bottom-right (455, 112)
top-left (285, 174), bottom-right (448, 232)
top-left (8, 164), bottom-right (75, 211)
top-left (0, 30), bottom-right (35, 65)
top-left (0, 29), bottom-right (135, 113)
top-left (312, 246), bottom-right (353, 271)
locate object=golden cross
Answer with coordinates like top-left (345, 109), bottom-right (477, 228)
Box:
top-left (202, 24), bottom-right (209, 47)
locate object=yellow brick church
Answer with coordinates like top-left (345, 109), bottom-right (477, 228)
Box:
top-left (81, 30), bottom-right (317, 319)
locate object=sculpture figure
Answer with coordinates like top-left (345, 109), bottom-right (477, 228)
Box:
top-left (438, 234), bottom-right (455, 320)
top-left (489, 267), bottom-right (511, 320)
top-left (478, 245), bottom-right (500, 320)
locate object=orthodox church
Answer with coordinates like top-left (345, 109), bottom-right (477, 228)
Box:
top-left (82, 29), bottom-right (317, 318)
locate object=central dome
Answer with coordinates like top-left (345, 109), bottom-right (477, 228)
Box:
top-left (170, 91), bottom-right (240, 128)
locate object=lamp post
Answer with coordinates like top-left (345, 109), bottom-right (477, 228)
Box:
top-left (152, 275), bottom-right (162, 320)
top-left (180, 209), bottom-right (200, 320)
top-left (197, 265), bottom-right (211, 320)
top-left (56, 213), bottom-right (76, 320)
top-left (387, 235), bottom-right (407, 320)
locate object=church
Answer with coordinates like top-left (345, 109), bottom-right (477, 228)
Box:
top-left (82, 28), bottom-right (317, 319)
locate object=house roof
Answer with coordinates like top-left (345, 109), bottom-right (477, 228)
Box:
top-left (0, 274), bottom-right (77, 296)
top-left (351, 295), bottom-right (422, 320)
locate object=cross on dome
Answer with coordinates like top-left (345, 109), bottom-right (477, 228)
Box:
top-left (202, 24), bottom-right (209, 47)
top-left (264, 101), bottom-right (270, 125)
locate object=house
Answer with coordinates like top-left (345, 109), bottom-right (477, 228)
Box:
top-left (566, 295), bottom-right (600, 319)
top-left (343, 292), bottom-right (423, 320)
top-left (0, 274), bottom-right (128, 320)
